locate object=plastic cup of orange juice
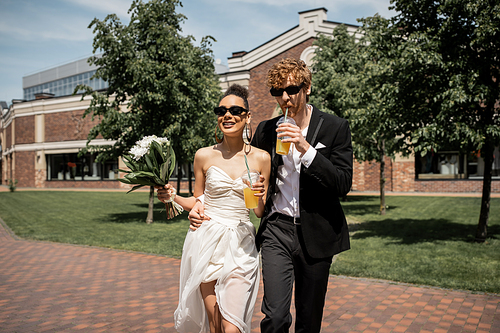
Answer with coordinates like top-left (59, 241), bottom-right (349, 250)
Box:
top-left (241, 169), bottom-right (260, 209)
top-left (276, 116), bottom-right (296, 155)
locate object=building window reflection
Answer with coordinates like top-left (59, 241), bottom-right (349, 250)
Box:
top-left (23, 70), bottom-right (108, 101)
top-left (416, 147), bottom-right (500, 180)
top-left (46, 153), bottom-right (117, 181)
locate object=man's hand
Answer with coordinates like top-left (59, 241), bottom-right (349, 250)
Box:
top-left (277, 122), bottom-right (310, 154)
top-left (189, 200), bottom-right (210, 231)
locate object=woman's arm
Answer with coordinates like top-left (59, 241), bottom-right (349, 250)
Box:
top-left (252, 150), bottom-right (271, 218)
top-left (156, 148), bottom-right (207, 212)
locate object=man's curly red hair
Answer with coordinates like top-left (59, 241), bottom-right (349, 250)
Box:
top-left (266, 58), bottom-right (312, 90)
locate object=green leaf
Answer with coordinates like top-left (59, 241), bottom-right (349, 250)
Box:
top-left (168, 146), bottom-right (176, 179)
top-left (124, 176), bottom-right (156, 187)
top-left (126, 184), bottom-right (145, 194)
top-left (122, 155), bottom-right (138, 172)
top-left (160, 160), bottom-right (169, 183)
top-left (128, 171), bottom-right (156, 179)
top-left (143, 153), bottom-right (155, 172)
top-left (118, 177), bottom-right (134, 185)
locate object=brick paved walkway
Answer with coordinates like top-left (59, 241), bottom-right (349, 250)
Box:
top-left (0, 219), bottom-right (499, 332)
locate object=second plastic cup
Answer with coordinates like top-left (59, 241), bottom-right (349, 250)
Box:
top-left (276, 116), bottom-right (296, 155)
top-left (241, 169), bottom-right (260, 209)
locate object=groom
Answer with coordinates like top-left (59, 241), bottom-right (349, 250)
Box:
top-left (190, 58), bottom-right (352, 332)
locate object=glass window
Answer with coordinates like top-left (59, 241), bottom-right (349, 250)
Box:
top-left (416, 147), bottom-right (500, 180)
top-left (46, 153), bottom-right (118, 181)
top-left (103, 160), bottom-right (119, 180)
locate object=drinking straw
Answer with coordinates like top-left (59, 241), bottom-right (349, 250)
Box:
top-left (284, 107), bottom-right (288, 122)
top-left (244, 154), bottom-right (253, 187)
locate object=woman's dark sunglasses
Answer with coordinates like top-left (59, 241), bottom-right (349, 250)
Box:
top-left (213, 106), bottom-right (248, 116)
top-left (270, 82), bottom-right (305, 97)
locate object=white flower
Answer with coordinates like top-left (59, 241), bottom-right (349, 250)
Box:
top-left (129, 135), bottom-right (170, 161)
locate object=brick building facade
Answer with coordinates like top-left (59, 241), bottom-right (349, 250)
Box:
top-left (0, 95), bottom-right (125, 189)
top-left (1, 8), bottom-right (498, 193)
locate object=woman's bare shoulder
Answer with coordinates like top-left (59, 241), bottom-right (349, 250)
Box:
top-left (194, 145), bottom-right (220, 171)
top-left (195, 145), bottom-right (218, 159)
top-left (251, 147), bottom-right (271, 164)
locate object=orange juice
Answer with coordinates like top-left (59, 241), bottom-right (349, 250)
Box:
top-left (244, 187), bottom-right (259, 209)
top-left (276, 139), bottom-right (291, 155)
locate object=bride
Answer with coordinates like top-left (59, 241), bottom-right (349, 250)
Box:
top-left (157, 84), bottom-right (271, 333)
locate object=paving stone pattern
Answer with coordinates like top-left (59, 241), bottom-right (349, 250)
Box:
top-left (0, 220), bottom-right (499, 332)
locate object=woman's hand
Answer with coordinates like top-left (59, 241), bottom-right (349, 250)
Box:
top-left (251, 174), bottom-right (266, 199)
top-left (155, 184), bottom-right (176, 203)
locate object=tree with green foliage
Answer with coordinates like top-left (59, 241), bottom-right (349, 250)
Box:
top-left (77, 0), bottom-right (221, 223)
top-left (388, 0), bottom-right (500, 241)
top-left (312, 20), bottom-right (406, 215)
top-left (314, 0), bottom-right (500, 238)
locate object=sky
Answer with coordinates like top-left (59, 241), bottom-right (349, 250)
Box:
top-left (0, 0), bottom-right (396, 105)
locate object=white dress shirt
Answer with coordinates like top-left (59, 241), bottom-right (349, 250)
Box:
top-left (271, 126), bottom-right (317, 218)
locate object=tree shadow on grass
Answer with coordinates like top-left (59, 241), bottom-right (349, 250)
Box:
top-left (133, 202), bottom-right (168, 209)
top-left (342, 196), bottom-right (399, 216)
top-left (343, 204), bottom-right (397, 216)
top-left (100, 208), bottom-right (188, 224)
top-left (351, 218), bottom-right (500, 244)
top-left (343, 195), bottom-right (379, 202)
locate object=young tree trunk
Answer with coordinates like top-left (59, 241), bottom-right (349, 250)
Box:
top-left (177, 164), bottom-right (182, 195)
top-left (188, 163), bottom-right (193, 196)
top-left (146, 186), bottom-right (154, 224)
top-left (475, 143), bottom-right (493, 242)
top-left (379, 146), bottom-right (386, 215)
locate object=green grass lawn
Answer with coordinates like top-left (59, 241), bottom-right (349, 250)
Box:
top-left (0, 191), bottom-right (498, 293)
top-left (338, 195), bottom-right (500, 293)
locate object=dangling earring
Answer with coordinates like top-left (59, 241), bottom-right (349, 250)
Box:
top-left (215, 124), bottom-right (223, 143)
top-left (242, 122), bottom-right (253, 145)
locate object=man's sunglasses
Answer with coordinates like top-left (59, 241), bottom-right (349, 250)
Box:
top-left (270, 82), bottom-right (305, 97)
top-left (213, 106), bottom-right (248, 116)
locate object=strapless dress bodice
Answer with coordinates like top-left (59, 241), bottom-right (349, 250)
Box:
top-left (204, 166), bottom-right (250, 226)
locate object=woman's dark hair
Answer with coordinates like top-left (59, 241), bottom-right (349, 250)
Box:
top-left (223, 84), bottom-right (249, 110)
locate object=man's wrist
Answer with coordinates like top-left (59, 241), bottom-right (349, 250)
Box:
top-left (196, 194), bottom-right (205, 204)
top-left (301, 145), bottom-right (317, 168)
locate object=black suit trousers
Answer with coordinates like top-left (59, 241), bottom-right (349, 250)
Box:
top-left (260, 214), bottom-right (333, 333)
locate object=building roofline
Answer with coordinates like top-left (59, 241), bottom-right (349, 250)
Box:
top-left (228, 24), bottom-right (300, 60)
top-left (227, 8), bottom-right (361, 72)
top-left (298, 7), bottom-right (328, 15)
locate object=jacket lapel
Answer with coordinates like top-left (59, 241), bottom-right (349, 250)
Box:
top-left (306, 105), bottom-right (324, 147)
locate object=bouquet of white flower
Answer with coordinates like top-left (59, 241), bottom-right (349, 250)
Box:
top-left (118, 135), bottom-right (183, 219)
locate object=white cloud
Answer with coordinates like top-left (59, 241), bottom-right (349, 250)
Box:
top-left (0, 18), bottom-right (92, 42)
top-left (221, 0), bottom-right (394, 18)
top-left (0, 2), bottom-right (93, 42)
top-left (0, 0), bottom-right (133, 43)
top-left (63, 0), bottom-right (132, 18)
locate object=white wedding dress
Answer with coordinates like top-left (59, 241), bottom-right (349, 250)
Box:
top-left (174, 166), bottom-right (260, 333)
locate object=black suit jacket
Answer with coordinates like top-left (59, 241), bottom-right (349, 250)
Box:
top-left (251, 105), bottom-right (353, 258)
